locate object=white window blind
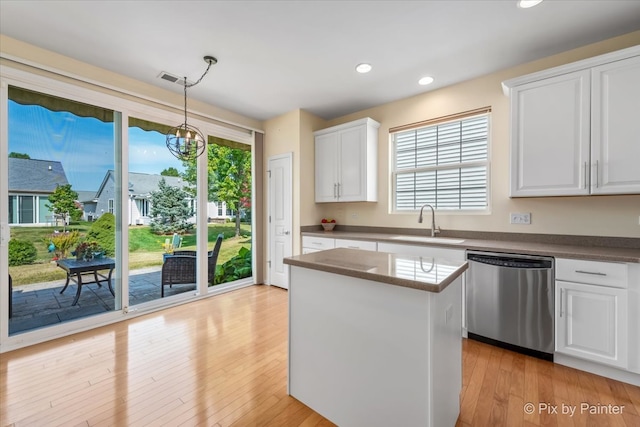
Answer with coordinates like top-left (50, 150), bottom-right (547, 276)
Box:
top-left (392, 112), bottom-right (489, 211)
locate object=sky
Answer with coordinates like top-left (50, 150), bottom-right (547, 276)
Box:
top-left (8, 101), bottom-right (185, 191)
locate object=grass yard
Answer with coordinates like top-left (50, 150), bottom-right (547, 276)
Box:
top-left (9, 223), bottom-right (251, 286)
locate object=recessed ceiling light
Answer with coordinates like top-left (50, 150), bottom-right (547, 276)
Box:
top-left (418, 76), bottom-right (434, 86)
top-left (518, 0), bottom-right (544, 8)
top-left (355, 63), bottom-right (372, 73)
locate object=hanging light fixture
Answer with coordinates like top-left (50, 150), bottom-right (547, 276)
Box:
top-left (166, 55), bottom-right (217, 161)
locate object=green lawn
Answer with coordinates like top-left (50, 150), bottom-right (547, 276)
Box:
top-left (9, 223), bottom-right (251, 285)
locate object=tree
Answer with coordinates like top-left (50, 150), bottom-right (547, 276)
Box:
top-left (160, 167), bottom-right (180, 177)
top-left (9, 152), bottom-right (30, 159)
top-left (149, 178), bottom-right (194, 234)
top-left (46, 184), bottom-right (82, 229)
top-left (183, 144), bottom-right (251, 237)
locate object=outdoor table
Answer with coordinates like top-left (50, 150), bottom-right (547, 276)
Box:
top-left (57, 257), bottom-right (115, 306)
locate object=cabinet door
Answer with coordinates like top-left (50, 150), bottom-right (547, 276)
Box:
top-left (337, 125), bottom-right (367, 201)
top-left (377, 242), bottom-right (465, 261)
top-left (510, 70), bottom-right (591, 197)
top-left (556, 280), bottom-right (628, 369)
top-left (591, 55), bottom-right (640, 195)
top-left (335, 238), bottom-right (377, 251)
top-left (315, 132), bottom-right (339, 202)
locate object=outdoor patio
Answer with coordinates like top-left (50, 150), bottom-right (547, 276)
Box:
top-left (9, 267), bottom-right (195, 335)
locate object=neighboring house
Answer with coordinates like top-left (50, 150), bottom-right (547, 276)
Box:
top-left (93, 171), bottom-right (234, 226)
top-left (7, 157), bottom-right (69, 226)
top-left (75, 190), bottom-right (98, 221)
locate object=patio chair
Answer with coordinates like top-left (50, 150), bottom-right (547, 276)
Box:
top-left (161, 234), bottom-right (223, 297)
top-left (171, 233), bottom-right (183, 251)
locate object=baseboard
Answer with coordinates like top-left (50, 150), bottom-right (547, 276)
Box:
top-left (554, 353), bottom-right (640, 387)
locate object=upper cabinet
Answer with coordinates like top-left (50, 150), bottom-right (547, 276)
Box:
top-left (503, 46), bottom-right (640, 197)
top-left (314, 117), bottom-right (380, 203)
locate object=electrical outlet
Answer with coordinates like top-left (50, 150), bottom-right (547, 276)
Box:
top-left (351, 212), bottom-right (359, 219)
top-left (510, 212), bottom-right (531, 225)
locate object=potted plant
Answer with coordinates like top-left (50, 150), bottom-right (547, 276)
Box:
top-left (74, 241), bottom-right (102, 261)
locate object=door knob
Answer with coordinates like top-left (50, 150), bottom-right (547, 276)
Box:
top-left (284, 231), bottom-right (290, 235)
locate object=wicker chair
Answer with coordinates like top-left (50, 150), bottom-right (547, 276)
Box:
top-left (161, 234), bottom-right (223, 297)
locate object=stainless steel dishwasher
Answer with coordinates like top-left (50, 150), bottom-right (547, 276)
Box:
top-left (466, 250), bottom-right (555, 360)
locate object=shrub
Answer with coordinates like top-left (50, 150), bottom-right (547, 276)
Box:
top-left (45, 230), bottom-right (81, 259)
top-left (9, 238), bottom-right (37, 266)
top-left (213, 247), bottom-right (252, 285)
top-left (86, 213), bottom-right (115, 256)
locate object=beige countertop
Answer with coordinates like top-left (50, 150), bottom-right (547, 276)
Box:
top-left (284, 248), bottom-right (468, 293)
top-left (302, 230), bottom-right (640, 263)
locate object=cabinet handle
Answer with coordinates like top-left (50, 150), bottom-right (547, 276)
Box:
top-left (337, 183), bottom-right (341, 198)
top-left (575, 270), bottom-right (607, 276)
top-left (595, 160), bottom-right (599, 188)
top-left (559, 288), bottom-right (563, 318)
top-left (347, 246), bottom-right (359, 249)
top-left (311, 242), bottom-right (322, 246)
top-left (583, 162), bottom-right (587, 189)
top-left (333, 183), bottom-right (337, 198)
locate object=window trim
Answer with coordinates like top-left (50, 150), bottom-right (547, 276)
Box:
top-left (390, 109), bottom-right (491, 214)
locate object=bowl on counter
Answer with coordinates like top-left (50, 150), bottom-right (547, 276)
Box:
top-left (321, 222), bottom-right (336, 231)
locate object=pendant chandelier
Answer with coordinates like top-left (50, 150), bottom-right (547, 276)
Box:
top-left (166, 55), bottom-right (217, 161)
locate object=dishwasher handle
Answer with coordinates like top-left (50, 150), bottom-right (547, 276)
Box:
top-left (467, 253), bottom-right (553, 269)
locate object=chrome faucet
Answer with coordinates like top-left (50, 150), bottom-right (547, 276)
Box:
top-left (418, 203), bottom-right (441, 237)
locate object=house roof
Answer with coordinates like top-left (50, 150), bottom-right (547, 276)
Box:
top-left (8, 157), bottom-right (69, 193)
top-left (95, 170), bottom-right (190, 199)
top-left (76, 190), bottom-right (98, 203)
top-left (128, 172), bottom-right (187, 196)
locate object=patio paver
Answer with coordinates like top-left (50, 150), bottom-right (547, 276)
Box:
top-left (8, 268), bottom-right (197, 335)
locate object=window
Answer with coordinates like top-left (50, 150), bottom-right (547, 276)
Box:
top-left (138, 199), bottom-right (149, 217)
top-left (108, 198), bottom-right (114, 214)
top-left (391, 110), bottom-right (489, 211)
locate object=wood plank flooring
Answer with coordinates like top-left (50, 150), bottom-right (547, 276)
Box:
top-left (1, 285), bottom-right (638, 426)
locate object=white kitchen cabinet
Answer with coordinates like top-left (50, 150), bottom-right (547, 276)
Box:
top-left (508, 70), bottom-right (591, 196)
top-left (302, 236), bottom-right (335, 253)
top-left (503, 46), bottom-right (640, 197)
top-left (377, 242), bottom-right (465, 261)
top-left (334, 238), bottom-right (377, 251)
top-left (556, 281), bottom-right (628, 369)
top-left (591, 55), bottom-right (640, 194)
top-left (555, 258), bottom-right (629, 369)
top-left (314, 117), bottom-right (380, 202)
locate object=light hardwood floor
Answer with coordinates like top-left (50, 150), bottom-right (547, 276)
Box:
top-left (1, 285), bottom-right (638, 426)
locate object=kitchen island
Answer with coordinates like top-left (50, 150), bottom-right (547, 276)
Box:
top-left (284, 248), bottom-right (468, 427)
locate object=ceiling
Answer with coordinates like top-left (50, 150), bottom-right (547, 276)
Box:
top-left (1, 1), bottom-right (640, 122)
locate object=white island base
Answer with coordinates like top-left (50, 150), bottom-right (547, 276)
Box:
top-left (288, 265), bottom-right (462, 427)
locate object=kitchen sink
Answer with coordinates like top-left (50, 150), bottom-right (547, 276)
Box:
top-left (388, 236), bottom-right (465, 244)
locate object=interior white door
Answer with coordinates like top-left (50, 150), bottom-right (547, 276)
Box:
top-left (268, 153), bottom-right (293, 289)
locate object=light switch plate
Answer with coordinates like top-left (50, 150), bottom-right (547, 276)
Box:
top-left (510, 212), bottom-right (531, 225)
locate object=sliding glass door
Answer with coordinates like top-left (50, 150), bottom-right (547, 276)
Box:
top-left (0, 63), bottom-right (257, 352)
top-left (127, 116), bottom-right (200, 306)
top-left (5, 86), bottom-right (117, 336)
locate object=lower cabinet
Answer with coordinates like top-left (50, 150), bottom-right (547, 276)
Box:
top-left (302, 236), bottom-right (335, 254)
top-left (301, 236), bottom-right (377, 254)
top-left (377, 242), bottom-right (465, 261)
top-left (334, 238), bottom-right (377, 251)
top-left (555, 259), bottom-right (629, 370)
